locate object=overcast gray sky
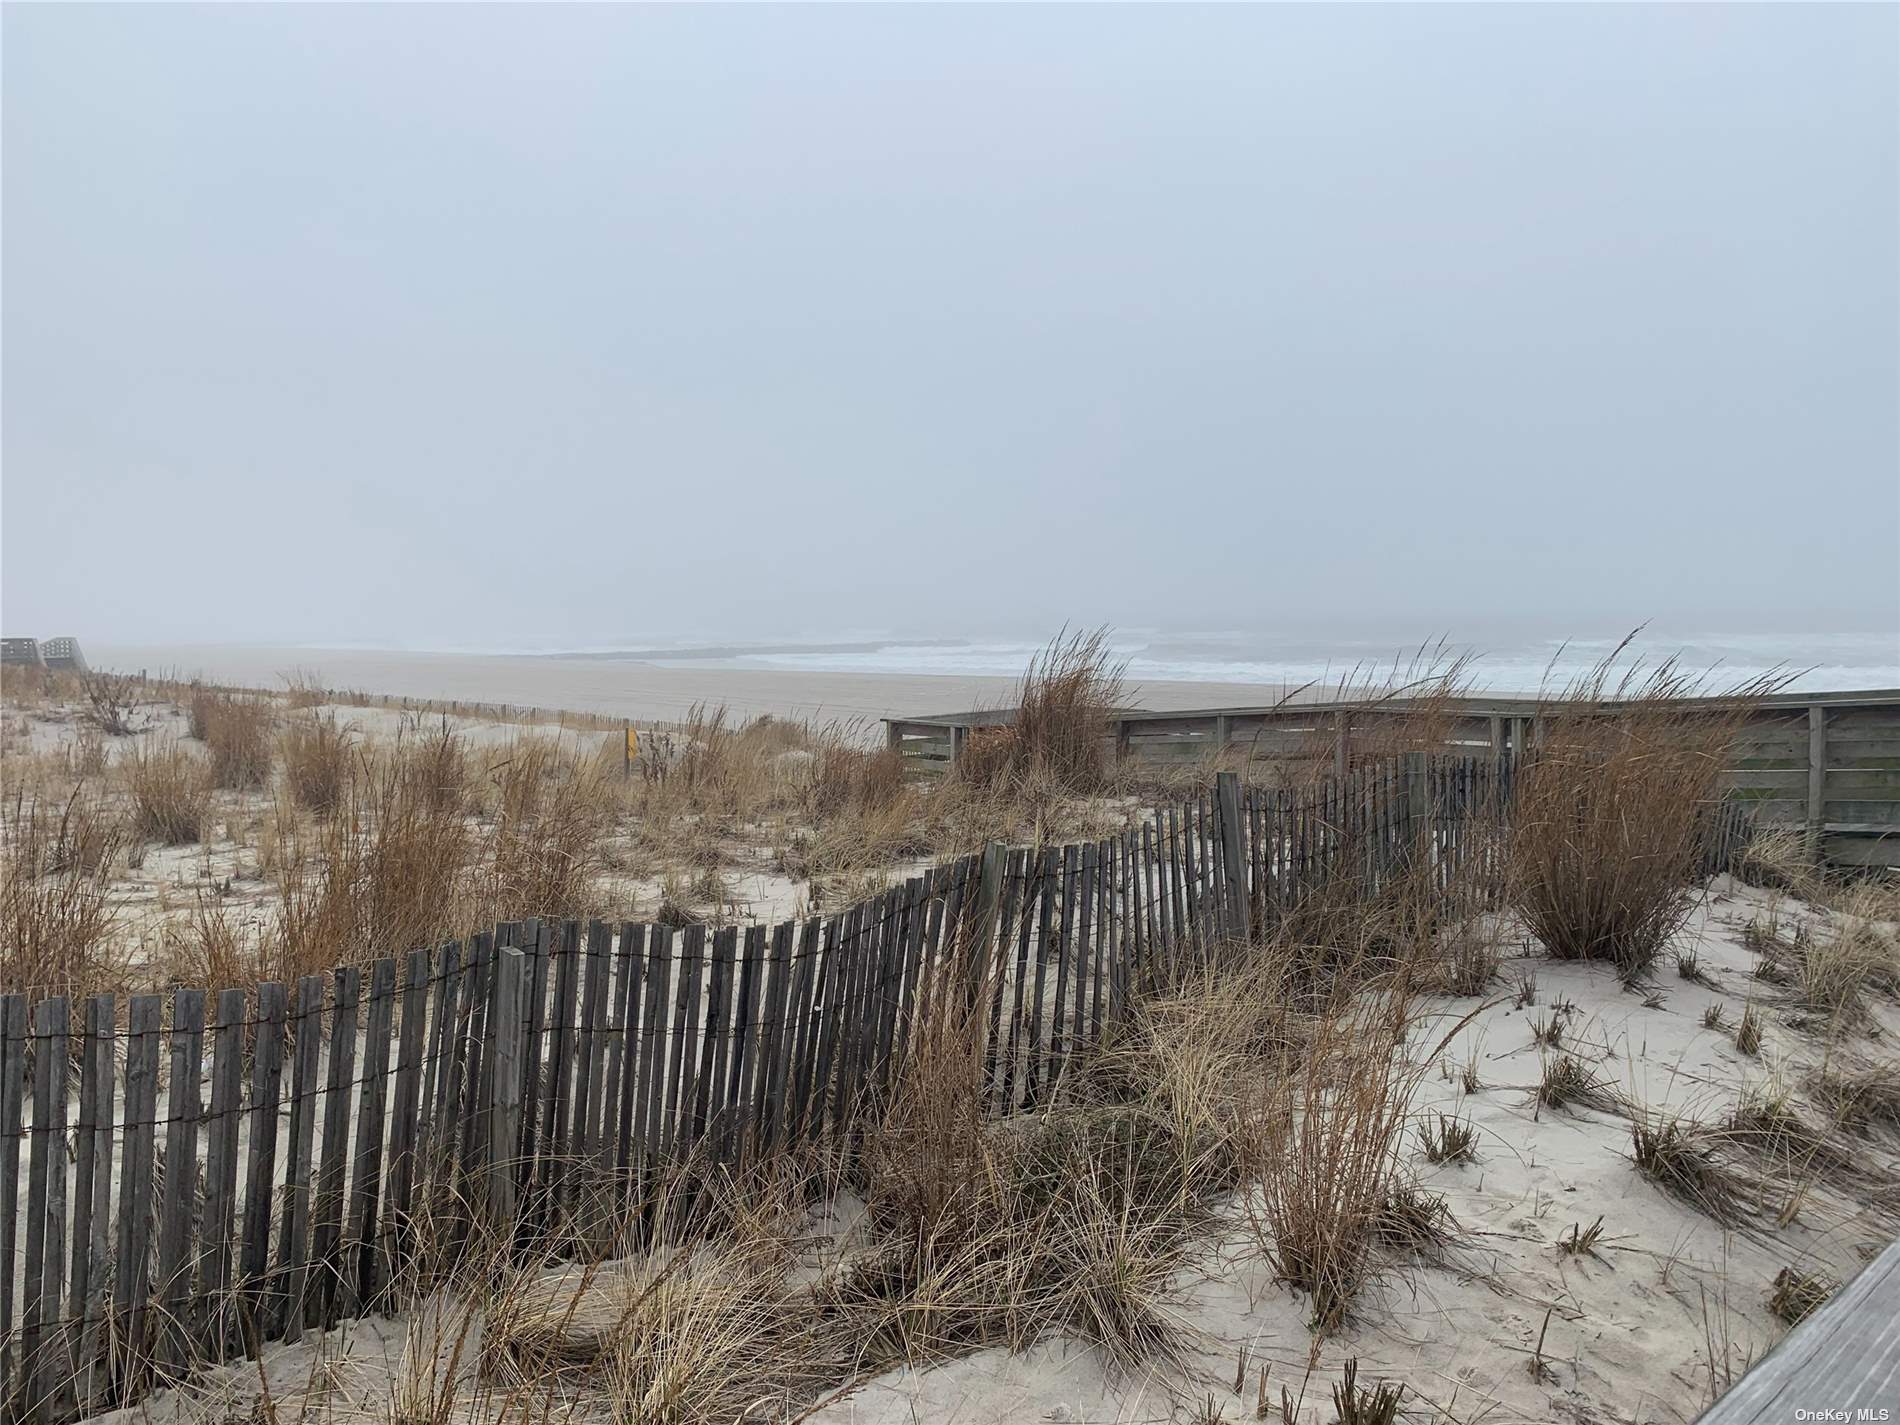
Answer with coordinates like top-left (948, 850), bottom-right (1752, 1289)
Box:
top-left (4, 3), bottom-right (1895, 650)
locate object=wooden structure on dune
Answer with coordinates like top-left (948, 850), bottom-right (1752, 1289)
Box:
top-left (886, 689), bottom-right (1900, 868)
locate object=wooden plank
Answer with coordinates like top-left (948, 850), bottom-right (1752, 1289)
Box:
top-left (544, 922), bottom-right (580, 1215)
top-left (1694, 1237), bottom-right (1900, 1422)
top-left (573, 921), bottom-right (610, 1193)
top-left (74, 994), bottom-right (116, 1405)
top-left (385, 953), bottom-right (428, 1277)
top-left (199, 987), bottom-right (246, 1359)
top-left (664, 925), bottom-right (706, 1162)
top-left (1001, 856), bottom-right (1045, 1112)
top-left (874, 884), bottom-right (915, 1101)
top-left (155, 989), bottom-right (205, 1375)
top-left (723, 925), bottom-right (765, 1162)
top-left (1216, 770), bottom-right (1251, 941)
top-left (611, 924), bottom-right (648, 1184)
top-left (749, 922), bottom-right (789, 1160)
top-left (23, 996), bottom-right (72, 1423)
top-left (803, 917), bottom-right (844, 1146)
top-left (455, 934), bottom-right (494, 1225)
top-left (695, 926), bottom-right (736, 1156)
top-left (828, 905), bottom-right (869, 1134)
top-left (984, 851), bottom-right (1026, 1110)
top-left (638, 926), bottom-right (673, 1186)
top-left (240, 983), bottom-right (286, 1352)
top-left (1024, 848), bottom-right (1059, 1107)
top-left (781, 919), bottom-right (823, 1146)
top-left (1072, 842), bottom-right (1097, 1066)
top-left (348, 958), bottom-right (396, 1312)
top-left (113, 996), bottom-right (160, 1395)
top-left (1808, 704), bottom-right (1828, 857)
top-left (312, 968), bottom-right (359, 1331)
top-left (488, 947), bottom-right (528, 1237)
top-left (1045, 845), bottom-right (1079, 1096)
top-left (516, 921), bottom-right (550, 1196)
top-left (0, 995), bottom-right (25, 1410)
top-left (420, 943), bottom-right (460, 1195)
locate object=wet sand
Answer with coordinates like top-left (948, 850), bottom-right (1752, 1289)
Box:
top-left (90, 642), bottom-right (1296, 726)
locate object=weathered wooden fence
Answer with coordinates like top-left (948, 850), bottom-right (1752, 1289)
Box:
top-left (0, 752), bottom-right (1748, 1424)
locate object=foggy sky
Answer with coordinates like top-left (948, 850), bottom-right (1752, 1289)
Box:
top-left (4, 3), bottom-right (1896, 649)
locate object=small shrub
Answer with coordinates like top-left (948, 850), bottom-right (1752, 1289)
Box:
top-left (81, 670), bottom-right (142, 736)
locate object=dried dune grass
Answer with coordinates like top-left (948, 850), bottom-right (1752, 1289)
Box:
top-left (125, 738), bottom-right (212, 845)
top-left (1510, 655), bottom-right (1778, 978)
top-left (0, 786), bottom-right (129, 997)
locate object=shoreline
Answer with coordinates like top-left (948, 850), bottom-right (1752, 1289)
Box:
top-left (87, 641), bottom-right (1305, 726)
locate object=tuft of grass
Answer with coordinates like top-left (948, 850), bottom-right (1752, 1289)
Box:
top-left (1767, 1266), bottom-right (1836, 1326)
top-left (1558, 1216), bottom-right (1606, 1258)
top-left (1537, 1055), bottom-right (1624, 1117)
top-left (955, 628), bottom-right (1126, 794)
top-left (125, 739), bottom-right (212, 844)
top-left (1630, 1113), bottom-right (1745, 1225)
top-left (1332, 1359), bottom-right (1404, 1425)
top-left (282, 713), bottom-right (355, 815)
top-left (199, 691), bottom-right (274, 789)
top-left (1247, 994), bottom-right (1428, 1331)
top-left (1416, 1112), bottom-right (1478, 1164)
top-left (1676, 948), bottom-right (1714, 986)
top-left (1508, 654), bottom-right (1778, 978)
top-left (1701, 1002), bottom-right (1728, 1030)
top-left (1811, 1058), bottom-right (1900, 1138)
top-left (1735, 1003), bottom-right (1763, 1056)
top-left (0, 788), bottom-right (128, 997)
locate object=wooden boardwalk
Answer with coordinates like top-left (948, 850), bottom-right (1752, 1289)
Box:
top-left (1697, 1238), bottom-right (1900, 1422)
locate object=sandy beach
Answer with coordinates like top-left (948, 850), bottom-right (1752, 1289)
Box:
top-left (89, 642), bottom-right (1300, 727)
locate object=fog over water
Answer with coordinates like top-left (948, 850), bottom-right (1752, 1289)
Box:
top-left (5, 5), bottom-right (1896, 679)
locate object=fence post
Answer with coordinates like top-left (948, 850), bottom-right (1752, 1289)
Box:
top-left (487, 947), bottom-right (528, 1239)
top-left (1214, 772), bottom-right (1250, 943)
top-left (1806, 704), bottom-right (1827, 864)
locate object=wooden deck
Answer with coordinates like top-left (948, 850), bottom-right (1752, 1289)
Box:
top-left (1696, 1238), bottom-right (1900, 1422)
top-left (886, 689), bottom-right (1900, 869)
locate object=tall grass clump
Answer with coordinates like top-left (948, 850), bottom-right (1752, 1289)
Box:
top-left (957, 628), bottom-right (1126, 794)
top-left (282, 712), bottom-right (356, 815)
top-left (1246, 992), bottom-right (1429, 1330)
top-left (196, 690), bottom-right (274, 789)
top-left (478, 737), bottom-right (620, 922)
top-left (1509, 654), bottom-right (1776, 978)
top-left (125, 739), bottom-right (212, 844)
top-left (0, 788), bottom-right (129, 996)
top-left (271, 759), bottom-right (474, 981)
